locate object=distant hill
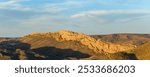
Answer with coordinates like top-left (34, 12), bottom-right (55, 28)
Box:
top-left (1, 30), bottom-right (150, 60)
top-left (92, 34), bottom-right (150, 45)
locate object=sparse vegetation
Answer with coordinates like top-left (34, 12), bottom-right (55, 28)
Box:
top-left (16, 49), bottom-right (27, 60)
top-left (134, 43), bottom-right (150, 60)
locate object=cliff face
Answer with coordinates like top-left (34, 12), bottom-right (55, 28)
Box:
top-left (21, 30), bottom-right (135, 53)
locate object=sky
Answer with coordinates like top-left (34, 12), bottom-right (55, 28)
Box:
top-left (0, 0), bottom-right (150, 37)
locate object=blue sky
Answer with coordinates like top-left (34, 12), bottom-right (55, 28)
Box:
top-left (0, 0), bottom-right (150, 37)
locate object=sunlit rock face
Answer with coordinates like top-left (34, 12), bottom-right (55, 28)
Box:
top-left (21, 30), bottom-right (136, 53)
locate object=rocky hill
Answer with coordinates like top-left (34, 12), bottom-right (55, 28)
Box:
top-left (1, 30), bottom-right (149, 60)
top-left (21, 30), bottom-right (135, 53)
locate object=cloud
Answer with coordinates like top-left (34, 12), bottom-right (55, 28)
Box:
top-left (0, 0), bottom-right (17, 8)
top-left (71, 10), bottom-right (109, 18)
top-left (20, 15), bottom-right (75, 27)
top-left (20, 15), bottom-right (53, 27)
top-left (0, 0), bottom-right (92, 14)
top-left (48, 0), bottom-right (87, 7)
top-left (71, 10), bottom-right (150, 18)
top-left (37, 4), bottom-right (68, 14)
top-left (35, 0), bottom-right (89, 14)
top-left (71, 10), bottom-right (150, 24)
top-left (0, 0), bottom-right (31, 11)
top-left (0, 0), bottom-right (89, 14)
top-left (95, 0), bottom-right (150, 8)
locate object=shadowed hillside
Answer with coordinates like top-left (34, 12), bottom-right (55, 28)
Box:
top-left (0, 40), bottom-right (91, 60)
top-left (29, 46), bottom-right (91, 60)
top-left (0, 40), bottom-right (137, 60)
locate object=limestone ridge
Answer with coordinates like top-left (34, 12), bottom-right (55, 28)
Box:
top-left (22, 30), bottom-right (136, 53)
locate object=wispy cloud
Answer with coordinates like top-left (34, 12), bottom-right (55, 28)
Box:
top-left (71, 10), bottom-right (150, 24)
top-left (71, 10), bottom-right (150, 18)
top-left (0, 0), bottom-right (31, 11)
top-left (0, 0), bottom-right (89, 14)
top-left (35, 0), bottom-right (89, 14)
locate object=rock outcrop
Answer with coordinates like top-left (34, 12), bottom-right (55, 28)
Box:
top-left (21, 30), bottom-right (136, 53)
